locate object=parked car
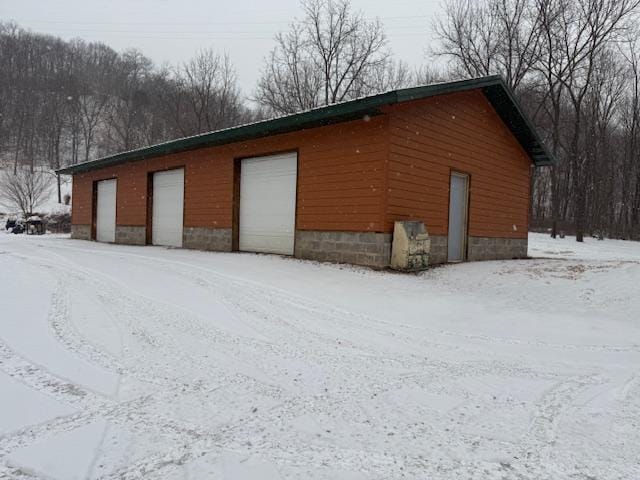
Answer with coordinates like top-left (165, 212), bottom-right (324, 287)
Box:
top-left (5, 217), bottom-right (16, 230)
top-left (5, 216), bottom-right (25, 234)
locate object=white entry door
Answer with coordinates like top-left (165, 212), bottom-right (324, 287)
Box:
top-left (96, 179), bottom-right (116, 243)
top-left (447, 172), bottom-right (469, 262)
top-left (239, 152), bottom-right (297, 255)
top-left (152, 169), bottom-right (184, 247)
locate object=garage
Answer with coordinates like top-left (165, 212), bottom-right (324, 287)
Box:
top-left (95, 179), bottom-right (116, 243)
top-left (239, 152), bottom-right (297, 255)
top-left (63, 77), bottom-right (554, 267)
top-left (152, 168), bottom-right (184, 247)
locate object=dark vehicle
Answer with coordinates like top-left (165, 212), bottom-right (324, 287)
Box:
top-left (5, 218), bottom-right (16, 230)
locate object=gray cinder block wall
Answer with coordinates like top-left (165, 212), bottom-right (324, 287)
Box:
top-left (427, 235), bottom-right (448, 265)
top-left (71, 224), bottom-right (527, 267)
top-left (70, 224), bottom-right (91, 240)
top-left (467, 237), bottom-right (528, 261)
top-left (295, 231), bottom-right (391, 268)
top-left (115, 226), bottom-right (146, 245)
top-left (182, 227), bottom-right (232, 251)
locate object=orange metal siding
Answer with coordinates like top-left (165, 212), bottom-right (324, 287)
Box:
top-left (383, 90), bottom-right (531, 238)
top-left (71, 116), bottom-right (389, 233)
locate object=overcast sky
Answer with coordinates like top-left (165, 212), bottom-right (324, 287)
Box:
top-left (2, 0), bottom-right (443, 98)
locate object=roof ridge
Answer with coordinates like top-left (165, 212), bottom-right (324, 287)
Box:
top-left (58, 75), bottom-right (553, 175)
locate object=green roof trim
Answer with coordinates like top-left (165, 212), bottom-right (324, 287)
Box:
top-left (57, 75), bottom-right (554, 175)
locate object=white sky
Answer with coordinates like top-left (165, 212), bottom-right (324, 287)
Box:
top-left (2, 0), bottom-right (444, 99)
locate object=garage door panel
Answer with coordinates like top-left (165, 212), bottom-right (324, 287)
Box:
top-left (240, 153), bottom-right (297, 255)
top-left (96, 179), bottom-right (116, 243)
top-left (152, 169), bottom-right (184, 247)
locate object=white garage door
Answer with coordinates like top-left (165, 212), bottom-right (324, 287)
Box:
top-left (152, 169), bottom-right (184, 247)
top-left (240, 152), bottom-right (297, 255)
top-left (96, 179), bottom-right (116, 243)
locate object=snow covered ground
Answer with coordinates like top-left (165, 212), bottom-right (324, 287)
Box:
top-left (0, 232), bottom-right (639, 479)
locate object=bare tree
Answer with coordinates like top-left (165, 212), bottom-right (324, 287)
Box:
top-left (74, 41), bottom-right (119, 162)
top-left (350, 59), bottom-right (413, 96)
top-left (433, 0), bottom-right (543, 90)
top-left (434, 0), bottom-right (640, 242)
top-left (164, 50), bottom-right (246, 136)
top-left (619, 36), bottom-right (640, 238)
top-left (0, 167), bottom-right (52, 217)
top-left (550, 0), bottom-right (639, 241)
top-left (413, 65), bottom-right (455, 86)
top-left (255, 0), bottom-right (390, 114)
top-left (103, 49), bottom-right (156, 151)
top-left (0, 22), bottom-right (250, 178)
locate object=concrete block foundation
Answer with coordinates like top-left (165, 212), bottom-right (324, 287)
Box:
top-left (467, 236), bottom-right (528, 261)
top-left (70, 224), bottom-right (91, 240)
top-left (295, 230), bottom-right (392, 268)
top-left (183, 227), bottom-right (232, 252)
top-left (427, 235), bottom-right (448, 265)
top-left (115, 226), bottom-right (146, 245)
top-left (69, 223), bottom-right (528, 268)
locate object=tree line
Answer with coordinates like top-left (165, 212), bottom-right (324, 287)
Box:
top-left (434, 0), bottom-right (640, 241)
top-left (0, 23), bottom-right (252, 173)
top-left (1, 0), bottom-right (639, 240)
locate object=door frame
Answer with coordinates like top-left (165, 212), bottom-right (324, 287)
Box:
top-left (447, 170), bottom-right (470, 262)
top-left (145, 171), bottom-right (154, 244)
top-left (92, 177), bottom-right (118, 242)
top-left (232, 149), bottom-right (299, 254)
top-left (147, 166), bottom-right (186, 247)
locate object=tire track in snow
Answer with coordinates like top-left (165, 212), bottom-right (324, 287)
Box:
top-left (12, 248), bottom-right (409, 393)
top-left (0, 463), bottom-right (45, 480)
top-left (0, 248), bottom-right (563, 474)
top-left (0, 341), bottom-right (105, 410)
top-left (0, 279), bottom-right (159, 459)
top-left (40, 250), bottom-right (590, 479)
top-left (0, 394), bottom-right (151, 457)
top-left (40, 241), bottom-right (640, 354)
top-left (6, 249), bottom-right (463, 477)
top-left (0, 254), bottom-right (249, 462)
top-left (48, 273), bottom-right (201, 391)
top-left (141, 255), bottom-right (579, 387)
top-left (6, 242), bottom-right (637, 478)
top-left (50, 251), bottom-right (632, 480)
top-left (10, 249), bottom-right (285, 400)
top-left (8, 248), bottom-right (312, 479)
top-left (517, 373), bottom-right (606, 477)
top-left (612, 370), bottom-right (640, 454)
top-left (528, 374), bottom-right (604, 447)
top-left (47, 278), bottom-right (131, 381)
top-left (33, 243), bottom-right (575, 414)
top-left (17, 243), bottom-right (633, 420)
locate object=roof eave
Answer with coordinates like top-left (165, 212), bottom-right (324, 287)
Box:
top-left (57, 93), bottom-right (397, 175)
top-left (57, 75), bottom-right (555, 174)
top-left (479, 81), bottom-right (556, 167)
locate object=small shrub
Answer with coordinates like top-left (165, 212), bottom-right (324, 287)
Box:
top-left (45, 212), bottom-right (71, 233)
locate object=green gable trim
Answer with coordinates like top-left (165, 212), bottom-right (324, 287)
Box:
top-left (57, 75), bottom-right (554, 175)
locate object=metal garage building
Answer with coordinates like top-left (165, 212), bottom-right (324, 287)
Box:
top-left (59, 76), bottom-right (553, 268)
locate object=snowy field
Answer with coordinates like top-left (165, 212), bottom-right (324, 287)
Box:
top-left (0, 232), bottom-right (639, 479)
